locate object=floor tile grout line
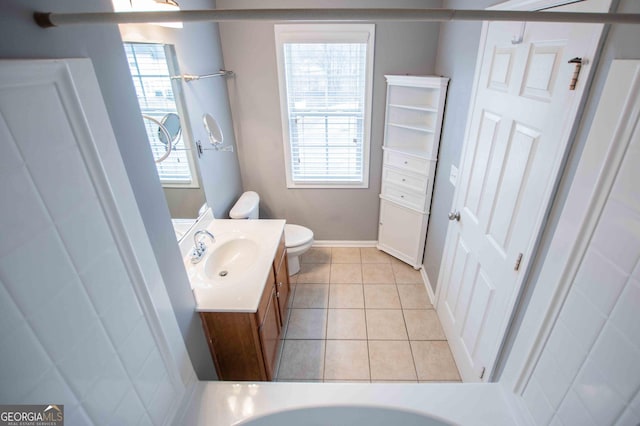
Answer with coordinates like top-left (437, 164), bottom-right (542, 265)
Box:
top-left (321, 249), bottom-right (334, 382)
top-left (286, 246), bottom-right (458, 383)
top-left (403, 298), bottom-right (421, 381)
top-left (363, 283), bottom-right (372, 382)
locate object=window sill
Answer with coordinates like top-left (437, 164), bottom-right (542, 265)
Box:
top-left (161, 182), bottom-right (200, 189)
top-left (286, 182), bottom-right (369, 189)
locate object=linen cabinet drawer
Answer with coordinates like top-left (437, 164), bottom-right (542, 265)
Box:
top-left (383, 166), bottom-right (427, 193)
top-left (384, 150), bottom-right (428, 175)
top-left (381, 183), bottom-right (427, 212)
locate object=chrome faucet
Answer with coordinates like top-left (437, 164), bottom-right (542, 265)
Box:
top-left (191, 229), bottom-right (215, 264)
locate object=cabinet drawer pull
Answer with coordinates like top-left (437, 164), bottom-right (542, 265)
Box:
top-left (278, 281), bottom-right (283, 287)
top-left (404, 160), bottom-right (408, 164)
top-left (276, 291), bottom-right (280, 298)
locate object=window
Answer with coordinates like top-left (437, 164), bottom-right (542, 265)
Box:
top-left (275, 24), bottom-right (375, 188)
top-left (124, 42), bottom-right (198, 187)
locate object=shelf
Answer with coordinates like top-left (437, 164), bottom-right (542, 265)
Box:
top-left (380, 75), bottom-right (448, 268)
top-left (388, 122), bottom-right (435, 133)
top-left (389, 103), bottom-right (438, 113)
top-left (382, 146), bottom-right (436, 161)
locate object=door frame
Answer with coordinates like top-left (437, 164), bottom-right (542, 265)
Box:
top-left (434, 0), bottom-right (612, 382)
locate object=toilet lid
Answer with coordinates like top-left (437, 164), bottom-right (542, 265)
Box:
top-left (285, 224), bottom-right (314, 248)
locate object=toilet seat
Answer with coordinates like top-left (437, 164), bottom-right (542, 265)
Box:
top-left (285, 224), bottom-right (313, 248)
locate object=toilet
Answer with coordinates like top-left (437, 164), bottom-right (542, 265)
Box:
top-left (229, 191), bottom-right (313, 275)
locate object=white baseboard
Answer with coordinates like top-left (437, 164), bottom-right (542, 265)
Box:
top-left (313, 240), bottom-right (378, 248)
top-left (421, 267), bottom-right (436, 306)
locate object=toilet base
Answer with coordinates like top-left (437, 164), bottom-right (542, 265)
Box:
top-left (288, 254), bottom-right (301, 276)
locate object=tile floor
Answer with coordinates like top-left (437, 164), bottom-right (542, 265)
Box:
top-left (275, 247), bottom-right (462, 383)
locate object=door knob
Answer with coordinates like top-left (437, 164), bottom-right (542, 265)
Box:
top-left (448, 210), bottom-right (461, 221)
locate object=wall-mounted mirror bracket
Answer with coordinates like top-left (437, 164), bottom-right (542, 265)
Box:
top-left (195, 140), bottom-right (233, 158)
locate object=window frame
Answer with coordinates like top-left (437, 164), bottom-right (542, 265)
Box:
top-left (124, 41), bottom-right (200, 189)
top-left (274, 24), bottom-right (375, 189)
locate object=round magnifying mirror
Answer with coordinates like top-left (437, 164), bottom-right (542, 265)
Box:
top-left (158, 113), bottom-right (182, 148)
top-left (203, 113), bottom-right (223, 146)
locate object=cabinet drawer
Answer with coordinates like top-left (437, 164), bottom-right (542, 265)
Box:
top-left (383, 166), bottom-right (427, 193)
top-left (384, 150), bottom-right (429, 175)
top-left (381, 183), bottom-right (427, 212)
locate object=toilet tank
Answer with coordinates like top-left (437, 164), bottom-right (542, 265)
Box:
top-left (229, 191), bottom-right (260, 219)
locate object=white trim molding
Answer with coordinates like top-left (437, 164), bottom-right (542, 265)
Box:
top-left (274, 23), bottom-right (375, 189)
top-left (421, 268), bottom-right (436, 306)
top-left (313, 240), bottom-right (378, 248)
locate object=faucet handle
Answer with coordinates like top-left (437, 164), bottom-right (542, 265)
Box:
top-left (191, 229), bottom-right (214, 264)
top-left (190, 241), bottom-right (208, 264)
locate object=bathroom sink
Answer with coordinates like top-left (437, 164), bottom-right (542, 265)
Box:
top-left (203, 237), bottom-right (259, 280)
top-left (182, 218), bottom-right (286, 312)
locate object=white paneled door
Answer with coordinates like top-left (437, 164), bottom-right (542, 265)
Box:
top-left (436, 0), bottom-right (610, 382)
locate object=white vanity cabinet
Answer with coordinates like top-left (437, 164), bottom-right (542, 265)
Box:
top-left (377, 75), bottom-right (449, 268)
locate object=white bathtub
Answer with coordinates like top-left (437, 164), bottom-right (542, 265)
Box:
top-left (180, 382), bottom-right (530, 425)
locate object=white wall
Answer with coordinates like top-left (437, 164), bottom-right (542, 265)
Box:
top-left (218, 0), bottom-right (442, 240)
top-left (522, 72), bottom-right (640, 425)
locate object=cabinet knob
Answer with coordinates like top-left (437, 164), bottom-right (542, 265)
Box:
top-left (402, 178), bottom-right (406, 182)
top-left (404, 161), bottom-right (408, 164)
top-left (400, 195), bottom-right (405, 198)
top-left (276, 291), bottom-right (280, 298)
top-left (278, 281), bottom-right (283, 287)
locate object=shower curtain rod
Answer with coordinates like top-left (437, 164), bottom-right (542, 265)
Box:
top-left (34, 8), bottom-right (640, 28)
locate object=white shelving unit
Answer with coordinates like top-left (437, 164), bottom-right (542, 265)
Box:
top-left (377, 75), bottom-right (449, 268)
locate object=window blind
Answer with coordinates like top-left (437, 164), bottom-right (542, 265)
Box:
top-left (283, 42), bottom-right (366, 183)
top-left (124, 43), bottom-right (193, 184)
top-left (275, 24), bottom-right (374, 188)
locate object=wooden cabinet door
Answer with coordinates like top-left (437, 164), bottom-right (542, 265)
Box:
top-left (275, 255), bottom-right (290, 327)
top-left (258, 286), bottom-right (281, 381)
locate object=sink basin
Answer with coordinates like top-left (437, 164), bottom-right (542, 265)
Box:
top-left (183, 219), bottom-right (286, 311)
top-left (203, 238), bottom-right (259, 280)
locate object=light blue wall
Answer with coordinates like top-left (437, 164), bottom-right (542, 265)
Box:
top-left (423, 0), bottom-right (498, 291)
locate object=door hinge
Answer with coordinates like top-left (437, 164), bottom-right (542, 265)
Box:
top-left (514, 253), bottom-right (524, 271)
top-left (480, 367), bottom-right (486, 380)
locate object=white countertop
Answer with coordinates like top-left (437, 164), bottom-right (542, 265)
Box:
top-left (179, 382), bottom-right (531, 426)
top-left (182, 218), bottom-right (285, 313)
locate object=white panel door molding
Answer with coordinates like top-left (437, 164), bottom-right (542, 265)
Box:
top-left (0, 59), bottom-right (196, 423)
top-left (435, 0), bottom-right (611, 382)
